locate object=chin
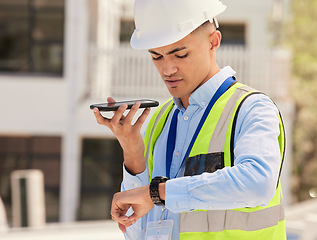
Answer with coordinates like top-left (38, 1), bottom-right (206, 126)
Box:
top-left (167, 88), bottom-right (182, 98)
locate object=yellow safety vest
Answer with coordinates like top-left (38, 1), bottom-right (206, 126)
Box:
top-left (144, 82), bottom-right (286, 239)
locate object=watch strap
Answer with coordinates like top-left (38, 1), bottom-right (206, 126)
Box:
top-left (149, 176), bottom-right (169, 206)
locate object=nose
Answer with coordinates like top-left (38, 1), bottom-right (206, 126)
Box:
top-left (163, 59), bottom-right (178, 77)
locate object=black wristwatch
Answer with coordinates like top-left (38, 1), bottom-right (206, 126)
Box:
top-left (149, 176), bottom-right (169, 206)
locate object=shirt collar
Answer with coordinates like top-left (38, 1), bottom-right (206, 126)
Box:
top-left (173, 66), bottom-right (236, 110)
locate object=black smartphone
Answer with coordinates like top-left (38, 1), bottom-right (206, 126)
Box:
top-left (90, 99), bottom-right (159, 112)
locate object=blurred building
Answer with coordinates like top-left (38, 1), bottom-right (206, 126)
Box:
top-left (0, 0), bottom-right (294, 226)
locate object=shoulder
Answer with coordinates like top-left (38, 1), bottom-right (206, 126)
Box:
top-left (234, 92), bottom-right (280, 133)
top-left (238, 92), bottom-right (279, 115)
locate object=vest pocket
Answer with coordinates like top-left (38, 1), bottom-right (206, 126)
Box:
top-left (184, 152), bottom-right (224, 176)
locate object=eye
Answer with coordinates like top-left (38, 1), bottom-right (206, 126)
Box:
top-left (176, 53), bottom-right (188, 59)
top-left (152, 55), bottom-right (163, 61)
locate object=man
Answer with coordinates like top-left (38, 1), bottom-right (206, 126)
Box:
top-left (93, 0), bottom-right (286, 239)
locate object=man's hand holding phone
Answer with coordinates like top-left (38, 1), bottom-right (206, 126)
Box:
top-left (92, 97), bottom-right (155, 175)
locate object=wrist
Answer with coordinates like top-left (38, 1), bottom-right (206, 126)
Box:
top-left (124, 152), bottom-right (146, 175)
top-left (159, 182), bottom-right (166, 201)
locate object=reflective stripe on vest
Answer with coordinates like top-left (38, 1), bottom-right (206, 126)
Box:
top-left (144, 99), bottom-right (174, 181)
top-left (144, 82), bottom-right (286, 239)
top-left (180, 198), bottom-right (284, 232)
top-left (208, 84), bottom-right (255, 153)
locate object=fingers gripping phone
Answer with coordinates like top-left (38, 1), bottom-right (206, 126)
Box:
top-left (90, 99), bottom-right (159, 112)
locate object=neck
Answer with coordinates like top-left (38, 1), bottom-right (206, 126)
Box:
top-left (181, 97), bottom-right (190, 109)
top-left (181, 64), bottom-right (220, 109)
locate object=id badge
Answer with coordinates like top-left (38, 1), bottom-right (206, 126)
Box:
top-left (145, 219), bottom-right (173, 240)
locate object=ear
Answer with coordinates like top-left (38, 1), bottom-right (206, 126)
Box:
top-left (209, 30), bottom-right (222, 51)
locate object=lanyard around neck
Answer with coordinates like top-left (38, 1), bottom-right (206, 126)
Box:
top-left (165, 77), bottom-right (236, 179)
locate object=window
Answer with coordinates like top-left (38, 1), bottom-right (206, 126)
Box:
top-left (0, 0), bottom-right (64, 75)
top-left (120, 19), bottom-right (134, 43)
top-left (79, 138), bottom-right (124, 220)
top-left (0, 136), bottom-right (61, 224)
top-left (219, 23), bottom-right (246, 46)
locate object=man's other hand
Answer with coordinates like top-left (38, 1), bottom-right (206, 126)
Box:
top-left (111, 185), bottom-right (154, 233)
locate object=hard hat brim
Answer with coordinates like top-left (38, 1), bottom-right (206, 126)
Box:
top-left (130, 28), bottom-right (194, 50)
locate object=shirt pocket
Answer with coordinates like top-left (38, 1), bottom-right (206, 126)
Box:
top-left (184, 152), bottom-right (224, 176)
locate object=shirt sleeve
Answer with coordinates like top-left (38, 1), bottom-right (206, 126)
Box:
top-left (121, 164), bottom-right (149, 191)
top-left (165, 94), bottom-right (282, 213)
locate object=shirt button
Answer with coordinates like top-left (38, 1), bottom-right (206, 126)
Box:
top-left (175, 151), bottom-right (180, 157)
top-left (202, 101), bottom-right (206, 106)
top-left (184, 116), bottom-right (189, 121)
top-left (133, 182), bottom-right (139, 187)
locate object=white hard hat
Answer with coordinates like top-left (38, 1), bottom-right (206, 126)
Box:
top-left (130, 0), bottom-right (227, 50)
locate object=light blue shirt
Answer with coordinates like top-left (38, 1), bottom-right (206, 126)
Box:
top-left (121, 66), bottom-right (281, 240)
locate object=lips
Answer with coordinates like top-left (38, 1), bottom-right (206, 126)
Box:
top-left (165, 78), bottom-right (183, 88)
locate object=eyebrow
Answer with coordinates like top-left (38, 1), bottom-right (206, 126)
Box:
top-left (148, 47), bottom-right (187, 56)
